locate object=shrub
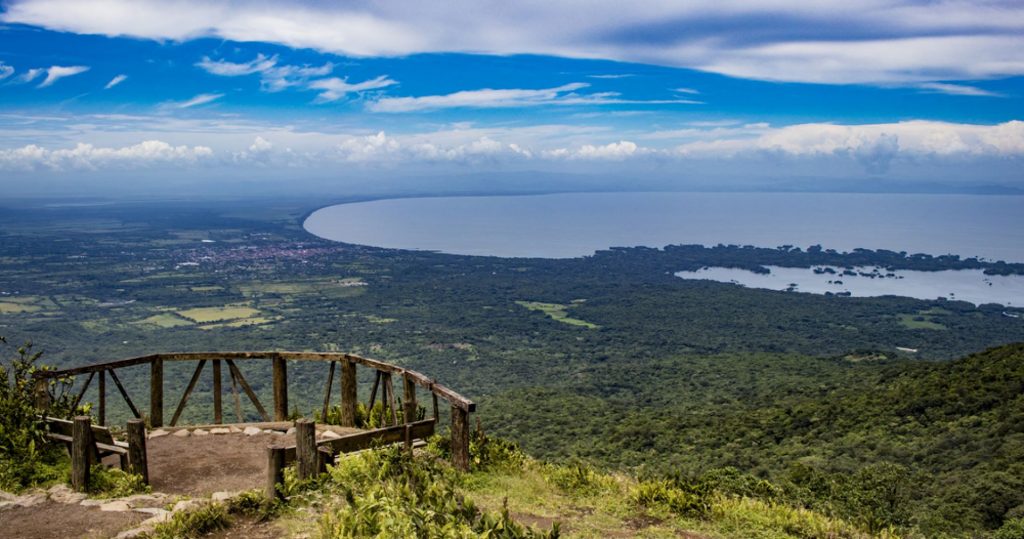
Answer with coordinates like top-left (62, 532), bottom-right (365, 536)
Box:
top-left (0, 338), bottom-right (75, 491)
top-left (147, 503), bottom-right (230, 539)
top-left (994, 518), bottom-right (1024, 539)
top-left (87, 465), bottom-right (150, 498)
top-left (631, 478), bottom-right (713, 519)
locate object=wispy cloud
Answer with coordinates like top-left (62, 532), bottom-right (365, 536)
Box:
top-left (5, 0), bottom-right (1024, 84)
top-left (368, 83), bottom-right (701, 112)
top-left (168, 93), bottom-right (224, 109)
top-left (308, 76), bottom-right (397, 103)
top-left (0, 62), bottom-right (13, 81)
top-left (104, 74), bottom-right (127, 89)
top-left (0, 140), bottom-right (212, 171)
top-left (916, 82), bottom-right (1002, 97)
top-left (587, 74), bottom-right (633, 79)
top-left (674, 87), bottom-right (700, 95)
top-left (197, 53), bottom-right (334, 91)
top-left (36, 65), bottom-right (89, 87)
top-left (18, 67), bottom-right (44, 84)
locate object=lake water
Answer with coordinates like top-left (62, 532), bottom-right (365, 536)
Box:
top-left (304, 192), bottom-right (1024, 261)
top-left (675, 266), bottom-right (1024, 307)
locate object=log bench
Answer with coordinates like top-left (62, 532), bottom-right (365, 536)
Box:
top-left (43, 416), bottom-right (148, 491)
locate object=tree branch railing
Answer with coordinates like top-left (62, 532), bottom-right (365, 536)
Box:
top-left (33, 351), bottom-right (475, 471)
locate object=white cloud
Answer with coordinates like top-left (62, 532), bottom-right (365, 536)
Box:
top-left (368, 83), bottom-right (700, 112)
top-left (587, 74), bottom-right (633, 79)
top-left (916, 82), bottom-right (1002, 97)
top-left (307, 75), bottom-right (397, 103)
top-left (104, 74), bottom-right (127, 89)
top-left (168, 93), bottom-right (224, 109)
top-left (0, 63), bottom-right (13, 80)
top-left (4, 0), bottom-right (1024, 84)
top-left (674, 88), bottom-right (700, 95)
top-left (36, 65), bottom-right (89, 87)
top-left (197, 53), bottom-right (334, 91)
top-left (18, 68), bottom-right (44, 84)
top-left (0, 140), bottom-right (213, 170)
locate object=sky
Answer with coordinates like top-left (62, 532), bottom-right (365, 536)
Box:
top-left (0, 0), bottom-right (1022, 197)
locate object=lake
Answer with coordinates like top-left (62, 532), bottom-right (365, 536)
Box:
top-left (675, 266), bottom-right (1024, 307)
top-left (304, 192), bottom-right (1024, 261)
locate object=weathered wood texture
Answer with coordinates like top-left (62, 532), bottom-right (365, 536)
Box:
top-left (150, 358), bottom-right (163, 428)
top-left (126, 419), bottom-right (148, 483)
top-left (451, 406), bottom-right (470, 471)
top-left (273, 357), bottom-right (288, 421)
top-left (170, 360), bottom-right (206, 427)
top-left (71, 416), bottom-right (93, 492)
top-left (340, 360), bottom-right (357, 427)
top-left (37, 351), bottom-right (475, 411)
top-left (403, 374), bottom-right (418, 424)
top-left (295, 419), bottom-right (318, 480)
top-left (266, 446), bottom-right (285, 501)
top-left (98, 371), bottom-right (106, 426)
top-left (212, 360), bottom-right (222, 424)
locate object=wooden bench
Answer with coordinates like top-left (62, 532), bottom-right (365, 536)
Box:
top-left (44, 416), bottom-right (130, 470)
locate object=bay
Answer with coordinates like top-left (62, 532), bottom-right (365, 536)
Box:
top-left (304, 192), bottom-right (1024, 261)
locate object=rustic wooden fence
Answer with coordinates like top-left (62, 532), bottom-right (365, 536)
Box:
top-left (33, 352), bottom-right (476, 474)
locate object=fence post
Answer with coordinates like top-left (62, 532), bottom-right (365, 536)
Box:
top-left (266, 446), bottom-right (285, 502)
top-left (150, 358), bottom-right (163, 428)
top-left (403, 374), bottom-right (417, 424)
top-left (71, 416), bottom-right (93, 492)
top-left (295, 419), bottom-right (317, 480)
top-left (127, 419), bottom-right (149, 484)
top-left (273, 357), bottom-right (288, 421)
top-left (340, 360), bottom-right (357, 427)
top-left (33, 377), bottom-right (52, 410)
top-left (98, 370), bottom-right (106, 426)
top-left (451, 406), bottom-right (470, 471)
top-left (212, 360), bottom-right (222, 424)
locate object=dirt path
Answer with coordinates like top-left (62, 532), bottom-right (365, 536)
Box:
top-left (0, 500), bottom-right (145, 539)
top-left (147, 432), bottom-right (285, 496)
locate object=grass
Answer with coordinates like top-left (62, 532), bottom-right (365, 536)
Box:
top-left (516, 301), bottom-right (600, 329)
top-left (176, 304), bottom-right (261, 323)
top-left (897, 314), bottom-right (947, 330)
top-left (189, 286), bottom-right (223, 292)
top-left (0, 302), bottom-right (42, 314)
top-left (134, 313), bottom-right (194, 328)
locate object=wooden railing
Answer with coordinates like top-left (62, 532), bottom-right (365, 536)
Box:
top-left (33, 352), bottom-right (476, 471)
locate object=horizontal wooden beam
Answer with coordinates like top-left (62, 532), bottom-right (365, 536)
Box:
top-left (36, 351), bottom-right (476, 412)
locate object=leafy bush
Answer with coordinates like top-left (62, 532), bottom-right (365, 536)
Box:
top-left (147, 502), bottom-right (230, 539)
top-left (995, 518), bottom-right (1024, 539)
top-left (0, 338), bottom-right (75, 491)
top-left (86, 465), bottom-right (150, 498)
top-left (543, 461), bottom-right (617, 497)
top-left (319, 401), bottom-right (425, 429)
top-left (630, 478), bottom-right (713, 519)
top-left (318, 445), bottom-right (558, 538)
top-left (225, 488), bottom-right (281, 521)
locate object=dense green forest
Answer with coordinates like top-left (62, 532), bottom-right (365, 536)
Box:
top-left (1, 198), bottom-right (1023, 537)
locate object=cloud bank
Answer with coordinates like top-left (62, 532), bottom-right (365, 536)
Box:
top-left (4, 0), bottom-right (1024, 84)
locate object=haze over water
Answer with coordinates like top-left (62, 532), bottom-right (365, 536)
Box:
top-left (304, 192), bottom-right (1024, 262)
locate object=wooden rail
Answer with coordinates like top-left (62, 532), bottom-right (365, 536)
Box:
top-left (33, 351), bottom-right (475, 471)
top-left (43, 416), bottom-right (148, 491)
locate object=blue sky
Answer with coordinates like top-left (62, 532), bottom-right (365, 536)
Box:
top-left (1, 0), bottom-right (1022, 195)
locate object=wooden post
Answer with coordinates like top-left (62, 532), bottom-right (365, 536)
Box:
top-left (33, 377), bottom-right (52, 410)
top-left (126, 419), bottom-right (148, 484)
top-left (98, 370), bottom-right (106, 426)
top-left (71, 416), bottom-right (92, 492)
top-left (321, 361), bottom-right (336, 421)
top-left (340, 360), bottom-right (357, 427)
top-left (212, 360), bottom-right (222, 424)
top-left (403, 374), bottom-right (417, 424)
top-left (451, 406), bottom-right (470, 471)
top-left (150, 358), bottom-right (163, 428)
top-left (295, 419), bottom-right (317, 480)
top-left (273, 357), bottom-right (288, 421)
top-left (266, 446), bottom-right (285, 502)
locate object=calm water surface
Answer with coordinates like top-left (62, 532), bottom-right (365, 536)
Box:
top-left (676, 266), bottom-right (1024, 306)
top-left (305, 192), bottom-right (1024, 261)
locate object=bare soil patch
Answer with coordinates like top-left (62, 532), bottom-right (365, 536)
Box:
top-left (147, 432), bottom-right (285, 496)
top-left (0, 500), bottom-right (145, 539)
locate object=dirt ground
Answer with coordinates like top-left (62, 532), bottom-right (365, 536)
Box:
top-left (146, 432), bottom-right (286, 496)
top-left (0, 500), bottom-right (145, 539)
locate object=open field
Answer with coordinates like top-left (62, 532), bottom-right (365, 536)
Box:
top-left (177, 305), bottom-right (262, 323)
top-left (516, 301), bottom-right (600, 329)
